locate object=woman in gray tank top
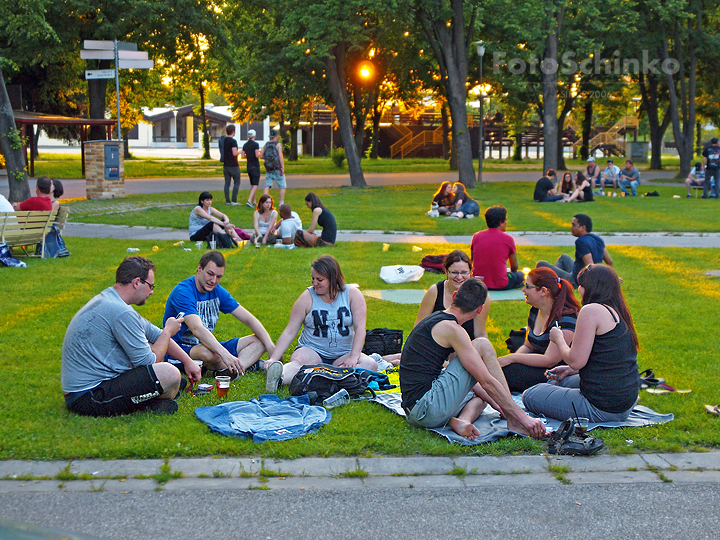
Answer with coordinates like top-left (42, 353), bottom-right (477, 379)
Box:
top-left (263, 255), bottom-right (378, 389)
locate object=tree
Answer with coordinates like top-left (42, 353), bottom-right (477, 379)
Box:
top-left (415, 0), bottom-right (478, 187)
top-left (0, 0), bottom-right (59, 200)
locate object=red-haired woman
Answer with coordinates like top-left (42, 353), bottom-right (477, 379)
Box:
top-left (432, 181), bottom-right (455, 215)
top-left (498, 267), bottom-right (580, 392)
top-left (523, 264), bottom-right (639, 422)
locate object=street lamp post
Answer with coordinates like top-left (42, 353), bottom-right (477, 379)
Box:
top-left (474, 41), bottom-right (485, 183)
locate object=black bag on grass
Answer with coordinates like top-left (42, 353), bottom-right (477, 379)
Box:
top-left (505, 327), bottom-right (527, 353)
top-left (207, 232), bottom-right (237, 249)
top-left (362, 328), bottom-right (403, 356)
top-left (420, 254), bottom-right (447, 274)
top-left (289, 364), bottom-right (374, 404)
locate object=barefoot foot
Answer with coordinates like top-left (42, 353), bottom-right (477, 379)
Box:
top-left (449, 417), bottom-right (481, 440)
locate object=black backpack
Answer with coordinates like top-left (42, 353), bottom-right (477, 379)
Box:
top-left (218, 135), bottom-right (227, 163)
top-left (207, 232), bottom-right (237, 249)
top-left (289, 364), bottom-right (375, 404)
top-left (264, 141), bottom-right (280, 171)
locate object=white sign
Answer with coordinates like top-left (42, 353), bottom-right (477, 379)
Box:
top-left (85, 69), bottom-right (117, 80)
top-left (83, 40), bottom-right (137, 51)
top-left (118, 59), bottom-right (154, 69)
top-left (80, 50), bottom-right (148, 60)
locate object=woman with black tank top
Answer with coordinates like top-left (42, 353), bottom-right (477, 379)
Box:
top-left (499, 267), bottom-right (580, 393)
top-left (522, 264), bottom-right (639, 422)
top-left (415, 251), bottom-right (490, 339)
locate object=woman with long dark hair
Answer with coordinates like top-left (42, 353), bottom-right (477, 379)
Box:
top-left (448, 183), bottom-right (480, 219)
top-left (295, 192), bottom-right (337, 247)
top-left (522, 264), bottom-right (639, 421)
top-left (432, 181), bottom-right (455, 215)
top-left (499, 267), bottom-right (580, 392)
top-left (189, 191), bottom-right (242, 243)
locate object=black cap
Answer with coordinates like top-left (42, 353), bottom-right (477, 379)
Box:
top-left (712, 137), bottom-right (719, 144)
top-left (270, 129), bottom-right (277, 138)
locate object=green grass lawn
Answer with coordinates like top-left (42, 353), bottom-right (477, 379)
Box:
top-left (1, 237), bottom-right (719, 460)
top-left (33, 152), bottom-right (684, 179)
top-left (66, 183), bottom-right (718, 233)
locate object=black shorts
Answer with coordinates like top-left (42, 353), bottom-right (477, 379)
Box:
top-left (190, 222), bottom-right (214, 242)
top-left (65, 365), bottom-right (166, 417)
top-left (247, 166), bottom-right (261, 186)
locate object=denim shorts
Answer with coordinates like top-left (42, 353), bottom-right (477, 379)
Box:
top-left (265, 170), bottom-right (286, 189)
top-left (165, 338), bottom-right (239, 372)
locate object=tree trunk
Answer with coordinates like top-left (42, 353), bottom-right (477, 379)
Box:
top-left (199, 84), bottom-right (210, 159)
top-left (325, 45), bottom-right (366, 187)
top-left (542, 3), bottom-right (563, 173)
top-left (289, 124), bottom-right (299, 161)
top-left (420, 0), bottom-right (475, 188)
top-left (580, 99), bottom-right (593, 161)
top-left (122, 127), bottom-right (131, 158)
top-left (555, 94), bottom-right (574, 171)
top-left (663, 23), bottom-right (696, 179)
top-left (370, 102), bottom-right (381, 159)
top-left (441, 102), bottom-right (451, 161)
top-left (87, 60), bottom-right (111, 140)
top-left (513, 130), bottom-right (522, 161)
top-left (639, 73), bottom-right (671, 170)
top-left (0, 67), bottom-right (30, 202)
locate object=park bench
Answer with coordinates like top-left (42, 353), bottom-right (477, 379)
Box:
top-left (0, 207), bottom-right (69, 258)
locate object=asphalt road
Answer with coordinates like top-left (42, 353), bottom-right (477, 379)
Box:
top-left (1, 483), bottom-right (719, 540)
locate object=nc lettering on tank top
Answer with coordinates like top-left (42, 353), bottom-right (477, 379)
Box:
top-left (310, 307), bottom-right (351, 347)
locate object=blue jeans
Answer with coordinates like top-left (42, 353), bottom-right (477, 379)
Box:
top-left (522, 375), bottom-right (634, 423)
top-left (540, 194), bottom-right (564, 202)
top-left (705, 167), bottom-right (719, 197)
top-left (458, 200), bottom-right (480, 217)
top-left (620, 179), bottom-right (640, 196)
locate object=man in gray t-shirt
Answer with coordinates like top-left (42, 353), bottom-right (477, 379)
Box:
top-left (61, 257), bottom-right (201, 417)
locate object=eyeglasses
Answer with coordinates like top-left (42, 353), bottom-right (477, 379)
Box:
top-left (140, 279), bottom-right (155, 291)
top-left (523, 284), bottom-right (540, 290)
top-left (447, 270), bottom-right (470, 277)
top-left (571, 222), bottom-right (579, 228)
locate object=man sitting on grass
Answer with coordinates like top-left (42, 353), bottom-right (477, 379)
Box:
top-left (61, 257), bottom-right (201, 417)
top-left (271, 203), bottom-right (303, 247)
top-left (399, 278), bottom-right (548, 441)
top-left (163, 251), bottom-right (275, 379)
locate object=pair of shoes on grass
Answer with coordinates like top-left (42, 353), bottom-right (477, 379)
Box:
top-left (705, 404), bottom-right (720, 416)
top-left (546, 418), bottom-right (604, 456)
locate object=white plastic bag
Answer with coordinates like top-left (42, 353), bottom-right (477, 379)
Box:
top-left (379, 265), bottom-right (425, 284)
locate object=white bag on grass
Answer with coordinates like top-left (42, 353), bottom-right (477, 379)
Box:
top-left (379, 265), bottom-right (424, 284)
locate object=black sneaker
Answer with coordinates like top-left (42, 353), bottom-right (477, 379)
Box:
top-left (143, 399), bottom-right (179, 415)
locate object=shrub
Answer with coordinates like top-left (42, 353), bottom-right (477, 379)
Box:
top-left (330, 147), bottom-right (346, 168)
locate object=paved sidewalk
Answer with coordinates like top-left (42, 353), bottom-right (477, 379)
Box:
top-left (0, 452), bottom-right (718, 492)
top-left (64, 222), bottom-right (720, 248)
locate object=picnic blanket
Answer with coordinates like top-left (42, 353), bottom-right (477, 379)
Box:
top-left (195, 394), bottom-right (331, 443)
top-left (372, 392), bottom-right (674, 446)
top-left (362, 288), bottom-right (526, 305)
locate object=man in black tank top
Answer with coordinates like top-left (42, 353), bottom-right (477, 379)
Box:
top-left (400, 279), bottom-right (548, 441)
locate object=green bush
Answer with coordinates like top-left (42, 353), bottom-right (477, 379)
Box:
top-left (330, 147), bottom-right (346, 168)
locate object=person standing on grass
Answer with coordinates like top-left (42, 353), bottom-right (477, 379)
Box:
top-left (163, 250), bottom-right (275, 381)
top-left (261, 129), bottom-right (286, 205)
top-left (61, 256), bottom-right (201, 417)
top-left (242, 129), bottom-right (261, 207)
top-left (536, 213), bottom-right (613, 288)
top-left (222, 125), bottom-right (242, 205)
top-left (399, 278), bottom-right (548, 441)
top-left (702, 137), bottom-right (720, 198)
top-left (470, 205), bottom-right (524, 290)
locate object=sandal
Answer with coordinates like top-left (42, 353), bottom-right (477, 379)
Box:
top-left (639, 368), bottom-right (665, 388)
top-left (646, 383), bottom-right (691, 394)
top-left (705, 405), bottom-right (720, 416)
top-left (547, 418), bottom-right (604, 456)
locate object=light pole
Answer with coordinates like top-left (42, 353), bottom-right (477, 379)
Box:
top-left (474, 41), bottom-right (485, 183)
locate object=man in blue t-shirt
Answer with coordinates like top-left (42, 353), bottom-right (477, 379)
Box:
top-left (163, 251), bottom-right (275, 379)
top-left (536, 213), bottom-right (614, 287)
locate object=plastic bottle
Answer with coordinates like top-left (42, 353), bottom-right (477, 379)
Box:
top-left (322, 388), bottom-right (350, 409)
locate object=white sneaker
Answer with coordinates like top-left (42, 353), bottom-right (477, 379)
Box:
top-left (465, 214), bottom-right (475, 219)
top-left (265, 362), bottom-right (283, 393)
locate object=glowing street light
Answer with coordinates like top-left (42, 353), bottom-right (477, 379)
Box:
top-left (358, 60), bottom-right (374, 81)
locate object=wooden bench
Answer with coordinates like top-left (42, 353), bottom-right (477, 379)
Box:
top-left (0, 207), bottom-right (69, 258)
